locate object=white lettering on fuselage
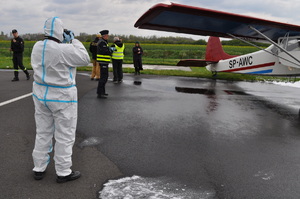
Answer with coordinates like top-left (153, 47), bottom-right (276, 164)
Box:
top-left (229, 56), bottom-right (253, 68)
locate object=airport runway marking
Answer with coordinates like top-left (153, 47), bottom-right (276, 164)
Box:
top-left (0, 93), bottom-right (32, 107)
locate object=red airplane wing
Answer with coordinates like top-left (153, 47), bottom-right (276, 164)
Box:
top-left (134, 3), bottom-right (300, 41)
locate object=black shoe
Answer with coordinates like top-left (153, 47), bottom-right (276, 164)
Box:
top-left (56, 171), bottom-right (81, 183)
top-left (95, 78), bottom-right (100, 81)
top-left (91, 78), bottom-right (94, 80)
top-left (11, 77), bottom-right (19, 82)
top-left (134, 81), bottom-right (142, 85)
top-left (104, 93), bottom-right (108, 96)
top-left (26, 74), bottom-right (31, 80)
top-left (97, 94), bottom-right (107, 99)
top-left (34, 171), bottom-right (46, 180)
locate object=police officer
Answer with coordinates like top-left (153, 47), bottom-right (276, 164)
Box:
top-left (10, 29), bottom-right (30, 81)
top-left (111, 37), bottom-right (125, 83)
top-left (96, 30), bottom-right (112, 99)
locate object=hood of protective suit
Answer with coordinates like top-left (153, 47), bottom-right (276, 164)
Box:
top-left (44, 17), bottom-right (64, 42)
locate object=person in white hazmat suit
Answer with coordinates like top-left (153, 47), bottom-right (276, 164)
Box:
top-left (31, 17), bottom-right (90, 183)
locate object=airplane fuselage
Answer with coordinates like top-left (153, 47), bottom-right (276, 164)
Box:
top-left (206, 44), bottom-right (300, 76)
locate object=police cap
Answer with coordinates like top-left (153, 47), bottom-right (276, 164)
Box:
top-left (100, 30), bottom-right (109, 35)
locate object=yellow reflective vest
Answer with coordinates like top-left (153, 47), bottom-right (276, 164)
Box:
top-left (97, 54), bottom-right (111, 63)
top-left (112, 44), bottom-right (125, 60)
top-left (97, 39), bottom-right (111, 64)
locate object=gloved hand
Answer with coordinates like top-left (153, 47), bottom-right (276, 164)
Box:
top-left (110, 47), bottom-right (116, 51)
top-left (63, 30), bottom-right (74, 43)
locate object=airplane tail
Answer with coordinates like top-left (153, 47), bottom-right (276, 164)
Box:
top-left (177, 36), bottom-right (236, 67)
top-left (205, 36), bottom-right (236, 61)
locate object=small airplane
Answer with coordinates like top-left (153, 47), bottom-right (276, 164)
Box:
top-left (134, 3), bottom-right (300, 76)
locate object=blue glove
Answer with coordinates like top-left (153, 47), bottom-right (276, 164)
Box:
top-left (63, 30), bottom-right (74, 43)
top-left (110, 47), bottom-right (116, 51)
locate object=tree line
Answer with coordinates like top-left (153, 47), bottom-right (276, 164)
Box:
top-left (0, 31), bottom-right (269, 47)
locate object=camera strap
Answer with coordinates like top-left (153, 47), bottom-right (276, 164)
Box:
top-left (44, 36), bottom-right (62, 43)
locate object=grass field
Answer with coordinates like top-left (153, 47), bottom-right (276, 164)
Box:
top-left (0, 40), bottom-right (259, 67)
top-left (0, 40), bottom-right (297, 82)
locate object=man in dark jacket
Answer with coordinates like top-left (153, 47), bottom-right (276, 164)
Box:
top-left (132, 41), bottom-right (143, 75)
top-left (89, 34), bottom-right (101, 80)
top-left (10, 29), bottom-right (30, 81)
top-left (96, 30), bottom-right (112, 98)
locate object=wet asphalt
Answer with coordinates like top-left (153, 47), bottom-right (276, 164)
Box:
top-left (0, 70), bottom-right (122, 199)
top-left (1, 68), bottom-right (300, 198)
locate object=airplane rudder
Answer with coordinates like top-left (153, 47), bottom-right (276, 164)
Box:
top-left (205, 36), bottom-right (223, 61)
top-left (205, 36), bottom-right (236, 61)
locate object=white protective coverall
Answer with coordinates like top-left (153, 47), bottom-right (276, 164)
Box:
top-left (31, 17), bottom-right (90, 176)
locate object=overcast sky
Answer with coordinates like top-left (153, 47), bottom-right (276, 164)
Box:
top-left (2, 0), bottom-right (300, 40)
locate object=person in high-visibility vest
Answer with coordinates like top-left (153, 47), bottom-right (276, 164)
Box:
top-left (96, 30), bottom-right (112, 99)
top-left (111, 37), bottom-right (125, 83)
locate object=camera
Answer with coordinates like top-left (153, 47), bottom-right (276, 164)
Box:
top-left (63, 29), bottom-right (75, 43)
top-left (64, 29), bottom-right (71, 36)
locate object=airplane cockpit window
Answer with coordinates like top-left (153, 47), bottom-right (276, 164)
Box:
top-left (279, 37), bottom-right (300, 52)
top-left (286, 40), bottom-right (300, 51)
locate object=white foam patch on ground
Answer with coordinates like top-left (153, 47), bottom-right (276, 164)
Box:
top-left (78, 137), bottom-right (103, 148)
top-left (99, 176), bottom-right (215, 199)
top-left (272, 81), bottom-right (300, 88)
top-left (263, 81), bottom-right (300, 110)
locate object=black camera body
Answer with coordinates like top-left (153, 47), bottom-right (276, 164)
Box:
top-left (64, 29), bottom-right (71, 37)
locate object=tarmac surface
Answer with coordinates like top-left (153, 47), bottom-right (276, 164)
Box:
top-left (0, 70), bottom-right (122, 199)
top-left (1, 67), bottom-right (300, 198)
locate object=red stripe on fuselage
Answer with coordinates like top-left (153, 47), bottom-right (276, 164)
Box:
top-left (221, 62), bottom-right (275, 72)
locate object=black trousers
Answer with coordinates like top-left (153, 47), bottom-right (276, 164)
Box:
top-left (112, 59), bottom-right (123, 81)
top-left (133, 57), bottom-right (143, 74)
top-left (13, 53), bottom-right (28, 77)
top-left (97, 64), bottom-right (109, 95)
